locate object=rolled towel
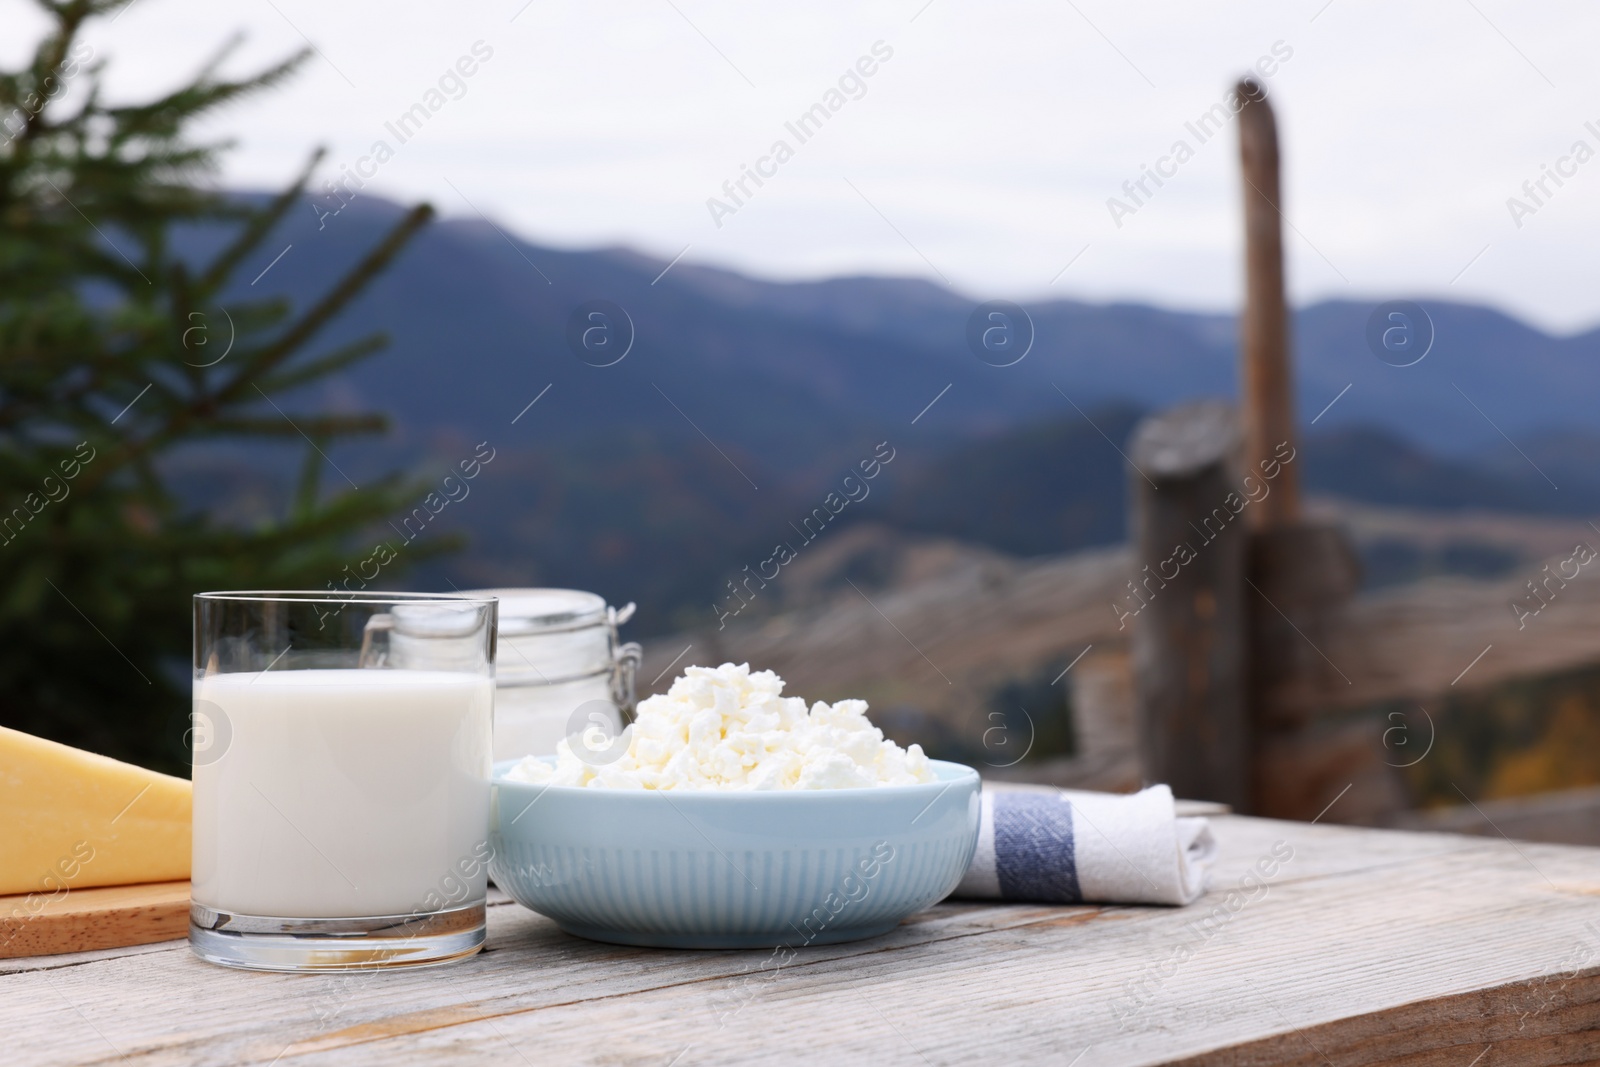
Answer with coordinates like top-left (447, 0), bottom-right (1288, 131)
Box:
top-left (952, 785), bottom-right (1217, 906)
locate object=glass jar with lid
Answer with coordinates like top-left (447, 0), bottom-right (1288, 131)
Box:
top-left (460, 588), bottom-right (640, 762)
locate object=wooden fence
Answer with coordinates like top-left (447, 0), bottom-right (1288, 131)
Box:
top-left (1127, 81), bottom-right (1600, 826)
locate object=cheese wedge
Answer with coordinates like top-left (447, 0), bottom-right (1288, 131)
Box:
top-left (0, 725), bottom-right (190, 896)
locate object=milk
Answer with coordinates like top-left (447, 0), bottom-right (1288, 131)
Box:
top-left (192, 669), bottom-right (493, 918)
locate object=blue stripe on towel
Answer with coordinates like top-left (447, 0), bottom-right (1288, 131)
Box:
top-left (993, 793), bottom-right (1082, 903)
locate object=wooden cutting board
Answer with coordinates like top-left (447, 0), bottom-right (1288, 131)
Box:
top-left (0, 881), bottom-right (189, 959)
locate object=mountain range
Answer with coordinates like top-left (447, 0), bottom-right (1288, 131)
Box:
top-left (164, 192), bottom-right (1600, 635)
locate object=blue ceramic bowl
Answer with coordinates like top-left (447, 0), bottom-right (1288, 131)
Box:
top-left (489, 759), bottom-right (980, 949)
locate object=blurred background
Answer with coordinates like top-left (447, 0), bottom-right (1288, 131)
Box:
top-left (4, 0), bottom-right (1598, 840)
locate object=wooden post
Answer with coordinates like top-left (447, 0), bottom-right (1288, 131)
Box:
top-left (1127, 400), bottom-right (1251, 811)
top-left (1236, 78), bottom-right (1299, 530)
top-left (1123, 77), bottom-right (1395, 820)
top-left (1233, 78), bottom-right (1391, 820)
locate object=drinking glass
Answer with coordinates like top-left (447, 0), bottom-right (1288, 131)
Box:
top-left (189, 591), bottom-right (496, 972)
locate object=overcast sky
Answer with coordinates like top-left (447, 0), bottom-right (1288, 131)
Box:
top-left (10, 0), bottom-right (1600, 331)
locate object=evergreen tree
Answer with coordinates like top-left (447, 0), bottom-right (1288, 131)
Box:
top-left (0, 0), bottom-right (444, 772)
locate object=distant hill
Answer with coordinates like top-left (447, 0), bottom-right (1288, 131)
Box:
top-left (1301, 426), bottom-right (1600, 516)
top-left (196, 192), bottom-right (1600, 464)
top-left (162, 192), bottom-right (1600, 634)
top-left (867, 418), bottom-right (1600, 597)
top-left (870, 407), bottom-right (1145, 557)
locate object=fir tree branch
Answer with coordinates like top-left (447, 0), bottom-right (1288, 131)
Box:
top-left (254, 332), bottom-right (388, 396)
top-left (198, 145), bottom-right (322, 294)
top-left (219, 203), bottom-right (433, 398)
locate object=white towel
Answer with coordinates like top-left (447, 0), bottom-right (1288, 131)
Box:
top-left (952, 785), bottom-right (1216, 906)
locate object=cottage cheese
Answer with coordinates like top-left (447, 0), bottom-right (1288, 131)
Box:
top-left (505, 662), bottom-right (935, 790)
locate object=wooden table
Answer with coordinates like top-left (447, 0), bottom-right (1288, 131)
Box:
top-left (6, 815), bottom-right (1598, 1066)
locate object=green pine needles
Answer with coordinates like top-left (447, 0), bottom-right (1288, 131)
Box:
top-left (0, 0), bottom-right (442, 772)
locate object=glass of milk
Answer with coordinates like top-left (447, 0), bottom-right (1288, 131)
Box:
top-left (189, 591), bottom-right (496, 972)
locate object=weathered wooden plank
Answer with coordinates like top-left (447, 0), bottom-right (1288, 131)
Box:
top-left (1169, 970), bottom-right (1600, 1066)
top-left (275, 837), bottom-right (1600, 1067)
top-left (6, 817), bottom-right (1597, 1066)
